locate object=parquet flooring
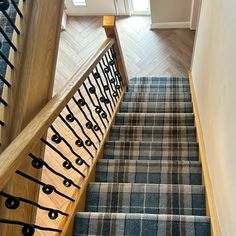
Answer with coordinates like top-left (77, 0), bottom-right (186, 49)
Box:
top-left (54, 16), bottom-right (195, 93)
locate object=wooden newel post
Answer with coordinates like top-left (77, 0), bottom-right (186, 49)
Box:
top-left (103, 16), bottom-right (128, 87)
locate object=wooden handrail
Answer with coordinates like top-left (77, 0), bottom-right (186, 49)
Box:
top-left (0, 38), bottom-right (115, 191)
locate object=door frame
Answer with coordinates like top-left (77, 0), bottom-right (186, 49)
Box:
top-left (129, 0), bottom-right (151, 16)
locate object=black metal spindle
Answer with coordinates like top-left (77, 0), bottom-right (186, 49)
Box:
top-left (29, 153), bottom-right (81, 189)
top-left (99, 58), bottom-right (117, 102)
top-left (16, 170), bottom-right (75, 202)
top-left (95, 66), bottom-right (115, 110)
top-left (0, 219), bottom-right (62, 235)
top-left (0, 191), bottom-right (68, 219)
top-left (58, 114), bottom-right (95, 158)
top-left (91, 71), bottom-right (112, 118)
top-left (87, 77), bottom-right (109, 123)
top-left (71, 96), bottom-right (101, 143)
top-left (41, 138), bottom-right (87, 177)
top-left (65, 104), bottom-right (98, 150)
top-left (10, 0), bottom-right (23, 18)
top-left (0, 25), bottom-right (17, 51)
top-left (0, 73), bottom-right (11, 87)
top-left (110, 46), bottom-right (123, 88)
top-left (50, 125), bottom-right (90, 168)
top-left (0, 97), bottom-right (8, 106)
top-left (83, 82), bottom-right (107, 129)
top-left (105, 51), bottom-right (122, 96)
top-left (0, 0), bottom-right (20, 34)
top-left (0, 42), bottom-right (14, 69)
top-left (77, 88), bottom-right (104, 136)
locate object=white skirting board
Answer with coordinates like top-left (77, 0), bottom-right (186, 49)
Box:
top-left (151, 21), bottom-right (190, 29)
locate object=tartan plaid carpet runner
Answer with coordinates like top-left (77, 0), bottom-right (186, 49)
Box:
top-left (74, 77), bottom-right (210, 235)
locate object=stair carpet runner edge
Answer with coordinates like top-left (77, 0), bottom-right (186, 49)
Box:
top-left (74, 77), bottom-right (210, 236)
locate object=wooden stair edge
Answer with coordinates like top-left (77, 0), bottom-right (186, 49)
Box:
top-left (188, 71), bottom-right (222, 236)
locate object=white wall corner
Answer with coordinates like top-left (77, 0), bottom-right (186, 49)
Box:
top-left (151, 22), bottom-right (190, 29)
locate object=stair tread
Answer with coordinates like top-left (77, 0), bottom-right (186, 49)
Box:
top-left (110, 125), bottom-right (196, 142)
top-left (74, 213), bottom-right (210, 236)
top-left (86, 183), bottom-right (205, 215)
top-left (96, 160), bottom-right (201, 185)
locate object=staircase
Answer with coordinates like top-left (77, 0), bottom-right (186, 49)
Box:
top-left (73, 77), bottom-right (210, 235)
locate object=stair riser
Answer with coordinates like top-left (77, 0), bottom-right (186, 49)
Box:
top-left (119, 103), bottom-right (193, 113)
top-left (129, 77), bottom-right (189, 84)
top-left (115, 115), bottom-right (195, 126)
top-left (104, 142), bottom-right (199, 161)
top-left (128, 87), bottom-right (190, 93)
top-left (123, 93), bottom-right (192, 102)
top-left (96, 171), bottom-right (202, 185)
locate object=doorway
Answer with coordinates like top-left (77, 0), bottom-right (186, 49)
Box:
top-left (130, 0), bottom-right (150, 15)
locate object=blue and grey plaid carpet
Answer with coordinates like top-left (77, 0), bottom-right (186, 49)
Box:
top-left (74, 77), bottom-right (210, 235)
top-left (0, 1), bottom-right (18, 96)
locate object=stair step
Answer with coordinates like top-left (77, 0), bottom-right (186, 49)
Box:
top-left (129, 77), bottom-right (189, 85)
top-left (128, 84), bottom-right (190, 93)
top-left (120, 102), bottom-right (193, 113)
top-left (110, 126), bottom-right (196, 142)
top-left (96, 160), bottom-right (201, 185)
top-left (115, 113), bottom-right (194, 126)
top-left (123, 92), bottom-right (192, 102)
top-left (74, 213), bottom-right (210, 236)
top-left (86, 183), bottom-right (205, 216)
top-left (104, 141), bottom-right (199, 161)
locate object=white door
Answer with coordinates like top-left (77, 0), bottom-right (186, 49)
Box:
top-left (130, 0), bottom-right (150, 15)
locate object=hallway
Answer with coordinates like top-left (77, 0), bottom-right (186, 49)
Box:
top-left (55, 16), bottom-right (195, 93)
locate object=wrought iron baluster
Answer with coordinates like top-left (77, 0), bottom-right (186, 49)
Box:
top-left (0, 97), bottom-right (8, 106)
top-left (71, 96), bottom-right (101, 143)
top-left (41, 138), bottom-right (87, 177)
top-left (0, 0), bottom-right (20, 34)
top-left (101, 56), bottom-right (119, 100)
top-left (87, 76), bottom-right (109, 123)
top-left (110, 46), bottom-right (123, 88)
top-left (0, 219), bottom-right (62, 235)
top-left (91, 71), bottom-right (112, 118)
top-left (65, 105), bottom-right (98, 150)
top-left (58, 114), bottom-right (94, 158)
top-left (16, 170), bottom-right (75, 202)
top-left (0, 73), bottom-right (11, 87)
top-left (83, 82), bottom-right (107, 129)
top-left (105, 51), bottom-right (121, 96)
top-left (29, 153), bottom-right (81, 189)
top-left (50, 125), bottom-right (90, 168)
top-left (0, 191), bottom-right (68, 220)
top-left (10, 0), bottom-right (23, 18)
top-left (0, 25), bottom-right (17, 51)
top-left (77, 88), bottom-right (104, 136)
top-left (0, 42), bottom-right (14, 69)
top-left (94, 66), bottom-right (115, 110)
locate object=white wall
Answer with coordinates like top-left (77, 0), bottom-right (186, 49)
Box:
top-left (150, 0), bottom-right (192, 28)
top-left (192, 0), bottom-right (236, 234)
top-left (65, 0), bottom-right (129, 16)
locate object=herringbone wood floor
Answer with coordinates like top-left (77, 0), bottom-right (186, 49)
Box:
top-left (34, 16), bottom-right (195, 235)
top-left (55, 16), bottom-right (195, 93)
